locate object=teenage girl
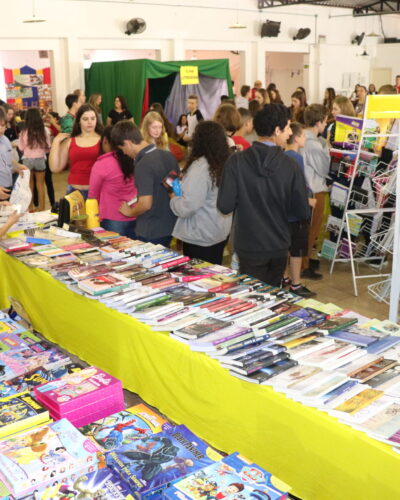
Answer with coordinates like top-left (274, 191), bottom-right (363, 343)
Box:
top-left (19, 108), bottom-right (51, 211)
top-left (49, 104), bottom-right (102, 200)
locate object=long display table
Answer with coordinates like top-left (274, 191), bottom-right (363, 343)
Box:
top-left (0, 251), bottom-right (399, 500)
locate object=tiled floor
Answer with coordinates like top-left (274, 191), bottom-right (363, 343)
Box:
top-left (48, 170), bottom-right (392, 321)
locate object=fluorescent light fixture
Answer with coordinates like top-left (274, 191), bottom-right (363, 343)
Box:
top-left (23, 0), bottom-right (46, 23)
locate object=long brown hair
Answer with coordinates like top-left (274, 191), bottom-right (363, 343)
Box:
top-left (88, 93), bottom-right (102, 114)
top-left (182, 121), bottom-right (230, 187)
top-left (71, 104), bottom-right (103, 137)
top-left (23, 107), bottom-right (48, 149)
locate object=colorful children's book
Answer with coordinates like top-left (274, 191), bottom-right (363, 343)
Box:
top-left (164, 452), bottom-right (290, 500)
top-left (0, 319), bottom-right (25, 335)
top-left (0, 333), bottom-right (29, 353)
top-left (4, 366), bottom-right (51, 394)
top-left (106, 424), bottom-right (223, 499)
top-left (37, 466), bottom-right (135, 499)
top-left (0, 418), bottom-right (99, 498)
top-left (80, 403), bottom-right (168, 452)
top-left (0, 391), bottom-right (50, 439)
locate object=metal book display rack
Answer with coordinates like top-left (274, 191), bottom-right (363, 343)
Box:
top-left (328, 95), bottom-right (400, 322)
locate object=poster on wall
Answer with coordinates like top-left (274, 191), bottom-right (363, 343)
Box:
top-left (3, 65), bottom-right (52, 110)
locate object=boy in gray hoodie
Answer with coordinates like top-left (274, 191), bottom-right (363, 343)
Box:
top-left (301, 104), bottom-right (330, 280)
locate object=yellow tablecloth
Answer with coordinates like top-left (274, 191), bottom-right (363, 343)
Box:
top-left (1, 251), bottom-right (399, 500)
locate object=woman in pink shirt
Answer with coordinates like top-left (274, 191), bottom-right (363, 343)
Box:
top-left (88, 127), bottom-right (137, 239)
top-left (19, 108), bottom-right (51, 211)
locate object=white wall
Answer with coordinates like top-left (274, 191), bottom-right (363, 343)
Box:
top-left (266, 52), bottom-right (306, 103)
top-left (0, 0), bottom-right (400, 111)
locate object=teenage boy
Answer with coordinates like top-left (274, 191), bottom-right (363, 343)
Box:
top-left (0, 108), bottom-right (26, 200)
top-left (301, 103), bottom-right (330, 280)
top-left (217, 104), bottom-right (310, 287)
top-left (235, 85), bottom-right (251, 109)
top-left (73, 88), bottom-right (86, 106)
top-left (60, 94), bottom-right (80, 134)
top-left (232, 108), bottom-right (252, 151)
top-left (283, 122), bottom-right (316, 297)
top-left (183, 95), bottom-right (203, 142)
top-left (116, 121), bottom-right (177, 247)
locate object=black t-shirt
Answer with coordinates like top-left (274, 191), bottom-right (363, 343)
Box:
top-left (5, 127), bottom-right (18, 143)
top-left (108, 108), bottom-right (133, 125)
top-left (134, 145), bottom-right (178, 239)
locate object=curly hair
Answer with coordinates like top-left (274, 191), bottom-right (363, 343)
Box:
top-left (182, 121), bottom-right (230, 187)
top-left (141, 111), bottom-right (168, 150)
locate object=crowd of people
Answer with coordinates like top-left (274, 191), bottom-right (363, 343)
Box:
top-left (1, 76), bottom-right (399, 297)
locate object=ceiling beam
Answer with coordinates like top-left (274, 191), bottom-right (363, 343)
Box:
top-left (257, 0), bottom-right (400, 16)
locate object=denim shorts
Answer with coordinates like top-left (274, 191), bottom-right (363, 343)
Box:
top-left (23, 157), bottom-right (46, 172)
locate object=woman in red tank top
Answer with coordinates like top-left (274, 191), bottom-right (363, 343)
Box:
top-left (49, 104), bottom-right (102, 199)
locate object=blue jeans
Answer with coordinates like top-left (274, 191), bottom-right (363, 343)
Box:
top-left (137, 235), bottom-right (172, 248)
top-left (66, 185), bottom-right (89, 200)
top-left (101, 219), bottom-right (137, 239)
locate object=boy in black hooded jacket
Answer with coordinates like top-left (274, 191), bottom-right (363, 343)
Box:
top-left (217, 103), bottom-right (310, 286)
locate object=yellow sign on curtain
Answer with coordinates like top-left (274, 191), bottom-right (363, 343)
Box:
top-left (180, 66), bottom-right (199, 85)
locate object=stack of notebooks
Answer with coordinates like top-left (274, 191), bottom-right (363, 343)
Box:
top-left (34, 366), bottom-right (125, 427)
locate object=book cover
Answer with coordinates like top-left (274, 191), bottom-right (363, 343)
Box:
top-left (328, 330), bottom-right (378, 347)
top-left (366, 336), bottom-right (400, 355)
top-left (0, 418), bottom-right (99, 498)
top-left (266, 365), bottom-right (322, 390)
top-left (367, 365), bottom-right (400, 391)
top-left (288, 338), bottom-right (335, 360)
top-left (357, 402), bottom-right (400, 434)
top-left (352, 359), bottom-right (397, 383)
top-left (300, 342), bottom-right (357, 368)
top-left (106, 424), bottom-right (222, 498)
top-left (298, 374), bottom-right (349, 401)
top-left (78, 273), bottom-right (131, 296)
top-left (0, 392), bottom-right (50, 439)
top-left (332, 388), bottom-right (383, 415)
top-left (287, 307), bottom-right (327, 327)
top-left (189, 326), bottom-right (252, 350)
top-left (4, 366), bottom-right (51, 394)
top-left (0, 319), bottom-right (25, 335)
top-left (0, 333), bottom-right (29, 353)
top-left (230, 359), bottom-right (298, 385)
top-left (80, 403), bottom-right (167, 452)
top-left (40, 467), bottom-right (135, 499)
top-left (34, 366), bottom-right (122, 413)
top-left (227, 353), bottom-right (290, 376)
top-left (318, 317), bottom-right (358, 333)
top-left (164, 452), bottom-right (289, 500)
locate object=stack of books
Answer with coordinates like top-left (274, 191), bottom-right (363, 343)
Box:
top-left (34, 366), bottom-right (124, 427)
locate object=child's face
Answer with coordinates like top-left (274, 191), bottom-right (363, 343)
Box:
top-left (291, 97), bottom-right (301, 108)
top-left (332, 102), bottom-right (341, 118)
top-left (245, 118), bottom-right (253, 134)
top-left (187, 99), bottom-right (197, 112)
top-left (181, 115), bottom-right (187, 125)
top-left (316, 117), bottom-right (327, 134)
top-left (0, 121), bottom-right (6, 137)
top-left (296, 130), bottom-right (306, 149)
top-left (6, 109), bottom-right (14, 122)
top-left (148, 120), bottom-right (163, 140)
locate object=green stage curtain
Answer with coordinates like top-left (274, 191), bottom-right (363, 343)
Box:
top-left (86, 59), bottom-right (233, 124)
